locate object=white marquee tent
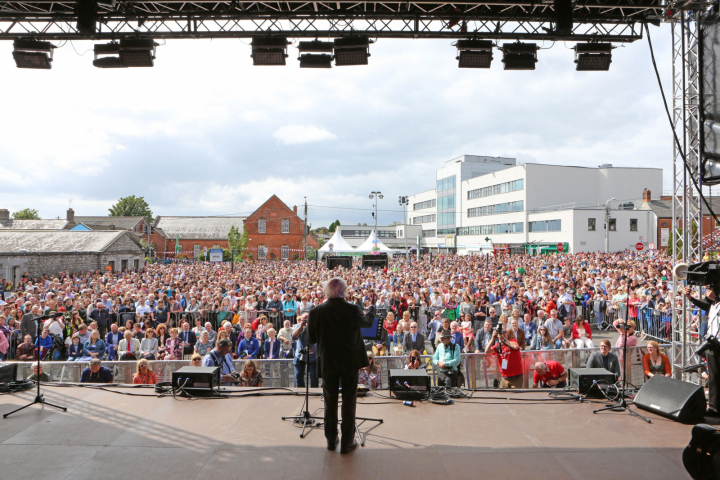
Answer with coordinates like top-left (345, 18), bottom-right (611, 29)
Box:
top-left (317, 230), bottom-right (356, 259)
top-left (355, 230), bottom-right (396, 254)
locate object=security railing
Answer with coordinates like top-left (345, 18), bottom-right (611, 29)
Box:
top-left (4, 345), bottom-right (684, 390)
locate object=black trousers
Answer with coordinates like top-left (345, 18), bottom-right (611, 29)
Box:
top-left (322, 369), bottom-right (358, 446)
top-left (707, 349), bottom-right (720, 412)
top-left (437, 370), bottom-right (458, 387)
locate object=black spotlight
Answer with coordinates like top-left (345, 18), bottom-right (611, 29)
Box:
top-left (683, 424), bottom-right (720, 480)
top-left (574, 43), bottom-right (613, 71)
top-left (333, 37), bottom-right (372, 66)
top-left (554, 0), bottom-right (574, 35)
top-left (75, 0), bottom-right (98, 35)
top-left (501, 42), bottom-right (538, 70)
top-left (93, 42), bottom-right (125, 68)
top-left (251, 37), bottom-right (289, 66)
top-left (12, 39), bottom-right (55, 69)
top-left (93, 39), bottom-right (157, 68)
top-left (298, 40), bottom-right (333, 68)
top-left (455, 40), bottom-right (493, 68)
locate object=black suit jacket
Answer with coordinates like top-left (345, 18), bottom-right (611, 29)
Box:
top-left (586, 351), bottom-right (621, 377)
top-left (308, 298), bottom-right (374, 378)
top-left (403, 332), bottom-right (425, 354)
top-left (180, 330), bottom-right (196, 354)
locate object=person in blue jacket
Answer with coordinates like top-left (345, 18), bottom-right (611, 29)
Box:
top-left (263, 328), bottom-right (282, 359)
top-left (237, 326), bottom-right (260, 359)
top-left (34, 328), bottom-right (54, 360)
top-left (67, 333), bottom-right (84, 361)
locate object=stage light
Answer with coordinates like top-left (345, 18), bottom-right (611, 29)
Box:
top-left (93, 42), bottom-right (125, 68)
top-left (298, 41), bottom-right (333, 68)
top-left (574, 43), bottom-right (613, 71)
top-left (333, 37), bottom-right (372, 66)
top-left (455, 40), bottom-right (494, 68)
top-left (554, 0), bottom-right (574, 35)
top-left (501, 42), bottom-right (538, 70)
top-left (93, 39), bottom-right (157, 68)
top-left (251, 37), bottom-right (289, 66)
top-left (12, 39), bottom-right (54, 69)
top-left (75, 0), bottom-right (98, 35)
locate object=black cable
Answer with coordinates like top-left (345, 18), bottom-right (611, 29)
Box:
top-left (645, 22), bottom-right (720, 225)
top-left (0, 380), bottom-right (34, 394)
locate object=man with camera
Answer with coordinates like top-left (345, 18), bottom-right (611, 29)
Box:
top-left (685, 282), bottom-right (720, 417)
top-left (202, 338), bottom-right (240, 386)
top-left (484, 323), bottom-right (523, 389)
top-left (432, 329), bottom-right (461, 387)
top-left (292, 314), bottom-right (318, 388)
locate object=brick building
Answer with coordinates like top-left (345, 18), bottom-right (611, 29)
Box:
top-left (151, 216), bottom-right (247, 258)
top-left (650, 191), bottom-right (720, 250)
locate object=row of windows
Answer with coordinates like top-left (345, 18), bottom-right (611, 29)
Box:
top-left (437, 212), bottom-right (455, 227)
top-left (438, 228), bottom-right (456, 235)
top-left (437, 195), bottom-right (456, 211)
top-left (413, 199), bottom-right (436, 211)
top-left (340, 229), bottom-right (397, 238)
top-left (437, 175), bottom-right (456, 193)
top-left (456, 222), bottom-right (524, 236)
top-left (257, 246), bottom-right (290, 260)
top-left (588, 218), bottom-right (638, 231)
top-left (422, 229), bottom-right (436, 238)
top-left (467, 179), bottom-right (524, 200)
top-left (529, 220), bottom-right (562, 232)
top-left (257, 219), bottom-right (290, 234)
top-left (413, 214), bottom-right (436, 224)
top-left (468, 200), bottom-right (524, 218)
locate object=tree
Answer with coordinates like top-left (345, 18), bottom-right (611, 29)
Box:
top-left (228, 225), bottom-right (250, 260)
top-left (12, 208), bottom-right (40, 220)
top-left (109, 196), bottom-right (154, 224)
top-left (328, 220), bottom-right (340, 232)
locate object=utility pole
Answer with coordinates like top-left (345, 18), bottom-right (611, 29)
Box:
top-left (369, 191), bottom-right (383, 231)
top-left (399, 196), bottom-right (409, 262)
top-left (303, 197), bottom-right (308, 260)
top-left (604, 197), bottom-right (615, 253)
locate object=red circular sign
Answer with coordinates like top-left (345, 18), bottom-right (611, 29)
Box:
top-left (557, 243), bottom-right (564, 252)
top-left (635, 242), bottom-right (644, 251)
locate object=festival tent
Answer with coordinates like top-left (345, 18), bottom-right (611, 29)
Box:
top-left (355, 230), bottom-right (396, 254)
top-left (317, 230), bottom-right (356, 259)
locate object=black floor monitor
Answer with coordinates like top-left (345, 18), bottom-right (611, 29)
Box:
top-left (326, 255), bottom-right (353, 270)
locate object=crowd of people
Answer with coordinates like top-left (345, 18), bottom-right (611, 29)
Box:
top-left (0, 250), bottom-right (690, 388)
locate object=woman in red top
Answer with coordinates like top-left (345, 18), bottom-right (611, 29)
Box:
top-left (572, 317), bottom-right (594, 349)
top-left (384, 312), bottom-right (398, 352)
top-left (132, 359), bottom-right (158, 385)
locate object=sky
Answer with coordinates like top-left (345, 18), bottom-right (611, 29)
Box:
top-left (0, 25), bottom-right (673, 229)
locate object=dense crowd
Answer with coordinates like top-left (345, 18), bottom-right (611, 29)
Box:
top-left (0, 251), bottom-right (690, 387)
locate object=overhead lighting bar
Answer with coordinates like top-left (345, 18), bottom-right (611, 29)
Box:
top-left (574, 42), bottom-right (613, 71)
top-left (298, 40), bottom-right (334, 68)
top-left (455, 40), bottom-right (493, 68)
top-left (333, 37), bottom-right (372, 66)
top-left (93, 38), bottom-right (157, 68)
top-left (12, 39), bottom-right (55, 69)
top-left (251, 37), bottom-right (289, 66)
top-left (501, 42), bottom-right (538, 70)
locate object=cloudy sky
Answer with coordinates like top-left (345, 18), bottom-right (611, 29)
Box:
top-left (0, 26), bottom-right (672, 229)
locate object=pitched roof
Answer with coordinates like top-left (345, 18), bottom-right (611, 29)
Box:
top-left (0, 230), bottom-right (138, 253)
top-left (73, 216), bottom-right (145, 230)
top-left (154, 216), bottom-right (247, 240)
top-left (0, 219), bottom-right (69, 230)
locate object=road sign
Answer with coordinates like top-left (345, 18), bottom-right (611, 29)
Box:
top-left (209, 248), bottom-right (223, 262)
top-left (203, 246), bottom-right (208, 252)
top-left (557, 243), bottom-right (564, 252)
top-left (635, 242), bottom-right (644, 251)
top-left (649, 242), bottom-right (655, 250)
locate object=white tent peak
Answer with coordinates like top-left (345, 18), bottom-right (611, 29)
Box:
top-left (356, 230), bottom-right (393, 253)
top-left (318, 230), bottom-right (355, 258)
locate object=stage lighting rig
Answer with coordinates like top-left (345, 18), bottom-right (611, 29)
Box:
top-left (455, 40), bottom-right (494, 68)
top-left (251, 37), bottom-right (289, 66)
top-left (75, 0), bottom-right (98, 35)
top-left (333, 37), bottom-right (372, 66)
top-left (12, 39), bottom-right (55, 69)
top-left (501, 42), bottom-right (538, 70)
top-left (574, 43), bottom-right (613, 71)
top-left (93, 39), bottom-right (158, 68)
top-left (298, 41), bottom-right (334, 68)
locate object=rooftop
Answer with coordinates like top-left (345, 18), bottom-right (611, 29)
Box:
top-left (0, 230), bottom-right (134, 253)
top-left (0, 219), bottom-right (69, 230)
top-left (154, 216), bottom-right (247, 240)
top-left (72, 216), bottom-right (145, 230)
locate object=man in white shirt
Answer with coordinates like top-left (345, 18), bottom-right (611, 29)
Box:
top-left (544, 310), bottom-right (564, 349)
top-left (44, 315), bottom-right (65, 337)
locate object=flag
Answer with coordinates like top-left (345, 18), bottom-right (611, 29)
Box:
top-left (175, 234), bottom-right (180, 253)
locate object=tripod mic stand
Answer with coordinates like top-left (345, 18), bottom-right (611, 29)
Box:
top-left (282, 346), bottom-right (323, 438)
top-left (593, 300), bottom-right (650, 423)
top-left (4, 313), bottom-right (67, 418)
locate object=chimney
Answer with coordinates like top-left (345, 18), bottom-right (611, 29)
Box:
top-left (640, 189), bottom-right (652, 210)
top-left (0, 209), bottom-right (9, 221)
top-left (293, 205), bottom-right (298, 215)
top-left (66, 208), bottom-right (75, 222)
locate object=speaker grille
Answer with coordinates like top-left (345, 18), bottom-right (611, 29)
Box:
top-left (633, 375), bottom-right (706, 422)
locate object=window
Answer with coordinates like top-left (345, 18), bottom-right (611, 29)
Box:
top-left (467, 201), bottom-right (523, 218)
top-left (630, 219), bottom-right (638, 231)
top-left (133, 259), bottom-right (139, 270)
top-left (437, 212), bottom-right (455, 226)
top-left (377, 230), bottom-right (397, 238)
top-left (456, 223), bottom-right (524, 236)
top-left (422, 229), bottom-right (436, 238)
top-left (437, 176), bottom-right (456, 193)
top-left (588, 218), bottom-right (596, 231)
top-left (609, 218), bottom-right (616, 231)
top-left (413, 199), bottom-right (436, 210)
top-left (194, 245), bottom-right (201, 258)
top-left (412, 214), bottom-right (436, 224)
top-left (258, 246), bottom-right (267, 260)
top-left (281, 246), bottom-right (289, 260)
top-left (281, 219), bottom-right (289, 234)
top-left (340, 229), bottom-right (372, 238)
top-left (467, 179), bottom-right (524, 200)
top-left (258, 219), bottom-right (266, 234)
top-left (528, 220), bottom-right (562, 232)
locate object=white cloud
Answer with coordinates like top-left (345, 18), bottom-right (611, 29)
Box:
top-left (272, 125), bottom-right (337, 145)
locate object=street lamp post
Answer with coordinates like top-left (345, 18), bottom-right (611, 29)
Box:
top-left (399, 196), bottom-right (409, 261)
top-left (604, 198), bottom-right (615, 253)
top-left (369, 191), bottom-right (383, 231)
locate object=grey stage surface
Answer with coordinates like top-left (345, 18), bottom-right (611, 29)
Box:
top-left (0, 385), bottom-right (693, 480)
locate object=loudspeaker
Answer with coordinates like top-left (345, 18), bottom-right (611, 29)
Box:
top-left (568, 368), bottom-right (617, 397)
top-left (172, 366), bottom-right (220, 396)
top-left (326, 256), bottom-right (352, 270)
top-left (388, 368), bottom-right (430, 400)
top-left (362, 253), bottom-right (388, 269)
top-left (0, 363), bottom-right (18, 383)
top-left (633, 375), bottom-right (707, 423)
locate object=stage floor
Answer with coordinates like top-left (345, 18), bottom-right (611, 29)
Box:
top-left (0, 385), bottom-right (695, 480)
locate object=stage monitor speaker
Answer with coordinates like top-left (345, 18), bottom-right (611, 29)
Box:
top-left (172, 366), bottom-right (220, 396)
top-left (362, 253), bottom-right (388, 269)
top-left (326, 256), bottom-right (352, 270)
top-left (388, 368), bottom-right (430, 400)
top-left (0, 363), bottom-right (18, 383)
top-left (568, 368), bottom-right (617, 397)
top-left (633, 375), bottom-right (707, 423)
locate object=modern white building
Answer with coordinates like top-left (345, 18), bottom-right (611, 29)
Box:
top-left (407, 156), bottom-right (664, 254)
top-left (336, 224), bottom-right (423, 250)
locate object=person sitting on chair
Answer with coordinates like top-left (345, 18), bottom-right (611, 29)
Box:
top-left (16, 334), bottom-right (35, 361)
top-left (403, 322), bottom-right (425, 355)
top-left (80, 358), bottom-right (114, 383)
top-left (67, 333), bottom-right (84, 361)
top-left (132, 358), bottom-right (158, 385)
top-left (405, 349), bottom-right (422, 370)
top-left (432, 329), bottom-right (461, 387)
top-left (586, 339), bottom-right (622, 378)
top-left (118, 330), bottom-right (141, 361)
top-left (34, 328), bottom-right (53, 360)
top-left (238, 359), bottom-right (263, 387)
top-left (359, 351), bottom-right (382, 388)
top-left (28, 361), bottom-right (51, 382)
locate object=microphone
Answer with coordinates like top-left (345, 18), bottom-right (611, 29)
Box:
top-left (404, 381), bottom-right (413, 390)
top-left (395, 380), bottom-right (411, 392)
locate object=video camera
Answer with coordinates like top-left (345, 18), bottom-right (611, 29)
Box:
top-left (685, 261), bottom-right (720, 288)
top-left (696, 336), bottom-right (720, 358)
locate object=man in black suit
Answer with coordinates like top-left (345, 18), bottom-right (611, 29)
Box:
top-left (20, 305), bottom-right (41, 341)
top-left (403, 321), bottom-right (425, 354)
top-left (307, 277), bottom-right (374, 454)
top-left (586, 339), bottom-right (622, 377)
top-left (179, 321), bottom-right (197, 357)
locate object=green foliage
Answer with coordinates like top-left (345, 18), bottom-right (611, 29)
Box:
top-left (109, 195), bottom-right (154, 224)
top-left (228, 225), bottom-right (250, 260)
top-left (328, 220), bottom-right (340, 232)
top-left (12, 208), bottom-right (40, 220)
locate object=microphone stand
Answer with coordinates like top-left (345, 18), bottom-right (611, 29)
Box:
top-left (282, 340), bottom-right (323, 438)
top-left (593, 299), bottom-right (651, 423)
top-left (4, 314), bottom-right (67, 418)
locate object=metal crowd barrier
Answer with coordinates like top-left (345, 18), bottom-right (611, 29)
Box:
top-left (4, 345), bottom-right (675, 391)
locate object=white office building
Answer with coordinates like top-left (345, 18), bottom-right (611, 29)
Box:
top-left (335, 224), bottom-right (423, 249)
top-left (407, 156), bottom-right (663, 254)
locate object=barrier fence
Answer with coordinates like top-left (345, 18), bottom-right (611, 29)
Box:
top-left (4, 345), bottom-right (692, 390)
